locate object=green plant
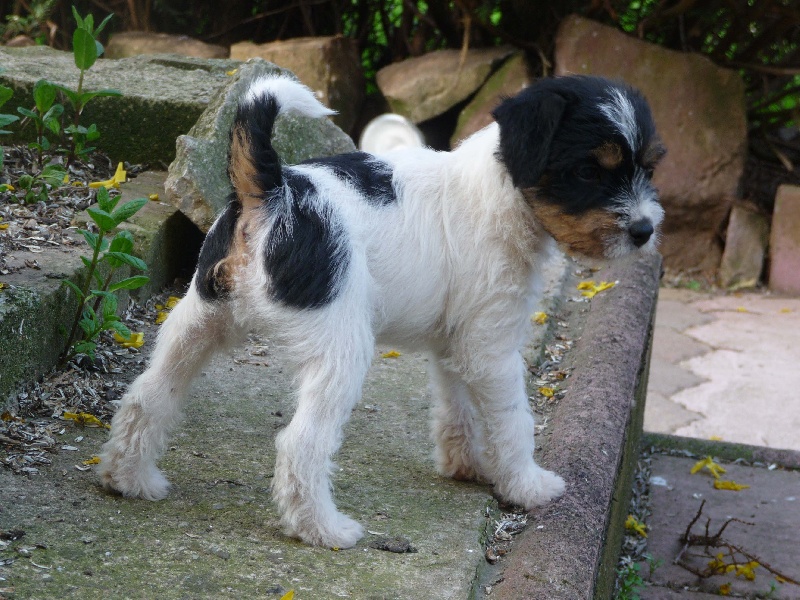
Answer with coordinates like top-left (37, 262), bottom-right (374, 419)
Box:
top-left (56, 7), bottom-right (121, 166)
top-left (15, 163), bottom-right (67, 203)
top-left (61, 187), bottom-right (149, 363)
top-left (0, 0), bottom-right (57, 45)
top-left (16, 79), bottom-right (64, 167)
top-left (615, 557), bottom-right (645, 600)
top-left (0, 80), bottom-right (20, 136)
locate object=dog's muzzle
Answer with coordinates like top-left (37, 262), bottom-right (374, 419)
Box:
top-left (629, 218), bottom-right (654, 248)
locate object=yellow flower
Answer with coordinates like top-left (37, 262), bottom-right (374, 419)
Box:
top-left (83, 456), bottom-right (102, 465)
top-left (155, 310), bottom-right (169, 324)
top-left (691, 456), bottom-right (726, 479)
top-left (381, 350), bottom-right (401, 359)
top-left (538, 386), bottom-right (555, 398)
top-left (625, 514), bottom-right (647, 538)
top-left (532, 312), bottom-right (548, 325)
top-left (165, 296), bottom-right (181, 309)
top-left (63, 412), bottom-right (110, 429)
top-left (708, 553), bottom-right (728, 574)
top-left (148, 193), bottom-right (159, 201)
top-left (577, 280), bottom-right (616, 298)
top-left (713, 479), bottom-right (750, 491)
top-left (719, 583), bottom-right (731, 595)
top-left (733, 561), bottom-right (759, 581)
top-left (90, 162), bottom-right (127, 189)
top-left (113, 331), bottom-right (144, 348)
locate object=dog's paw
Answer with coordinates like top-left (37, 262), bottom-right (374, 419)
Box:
top-left (287, 511), bottom-right (365, 549)
top-left (495, 466), bottom-right (565, 510)
top-left (98, 450), bottom-right (171, 501)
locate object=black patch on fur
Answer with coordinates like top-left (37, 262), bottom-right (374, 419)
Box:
top-left (302, 152), bottom-right (396, 205)
top-left (264, 171), bottom-right (350, 309)
top-left (195, 197), bottom-right (241, 301)
top-left (494, 76), bottom-right (663, 215)
top-left (230, 93), bottom-right (282, 194)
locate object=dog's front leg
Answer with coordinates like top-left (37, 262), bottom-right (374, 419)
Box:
top-left (98, 284), bottom-right (240, 500)
top-left (272, 333), bottom-right (373, 549)
top-left (471, 352), bottom-right (566, 509)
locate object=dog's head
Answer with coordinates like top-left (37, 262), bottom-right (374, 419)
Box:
top-left (492, 76), bottom-right (666, 260)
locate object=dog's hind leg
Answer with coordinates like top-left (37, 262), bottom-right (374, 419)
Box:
top-left (98, 283), bottom-right (241, 500)
top-left (271, 312), bottom-right (373, 548)
top-left (429, 357), bottom-right (488, 482)
top-left (470, 352), bottom-right (566, 509)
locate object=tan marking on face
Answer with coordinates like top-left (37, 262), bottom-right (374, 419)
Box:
top-left (642, 136), bottom-right (666, 170)
top-left (592, 142), bottom-right (624, 170)
top-left (522, 190), bottom-right (621, 259)
top-left (229, 124), bottom-right (263, 213)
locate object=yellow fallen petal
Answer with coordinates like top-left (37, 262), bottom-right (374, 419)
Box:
top-left (1, 184), bottom-right (14, 191)
top-left (532, 312), bottom-right (548, 325)
top-left (709, 435), bottom-right (723, 441)
top-left (381, 350), bottom-right (401, 359)
top-left (780, 308), bottom-right (793, 314)
top-left (734, 561), bottom-right (759, 580)
top-left (155, 311), bottom-right (169, 324)
top-left (113, 331), bottom-right (145, 348)
top-left (0, 223), bottom-right (9, 230)
top-left (736, 306), bottom-right (748, 313)
top-left (83, 456), bottom-right (101, 465)
top-left (538, 386), bottom-right (555, 398)
top-left (719, 583), bottom-right (731, 595)
top-left (63, 412), bottom-right (110, 429)
top-left (63, 174), bottom-right (70, 184)
top-left (165, 296), bottom-right (181, 309)
top-left (149, 193), bottom-right (159, 201)
top-left (577, 280), bottom-right (616, 298)
top-left (0, 282), bottom-right (7, 290)
top-left (708, 553), bottom-right (728, 574)
top-left (690, 456), bottom-right (726, 478)
top-left (625, 514), bottom-right (647, 538)
top-left (713, 479), bottom-right (750, 491)
top-left (226, 69), bottom-right (238, 76)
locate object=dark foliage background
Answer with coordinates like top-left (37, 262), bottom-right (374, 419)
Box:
top-left (1, 0), bottom-right (798, 209)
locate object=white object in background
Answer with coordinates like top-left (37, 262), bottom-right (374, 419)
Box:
top-left (359, 114), bottom-right (425, 153)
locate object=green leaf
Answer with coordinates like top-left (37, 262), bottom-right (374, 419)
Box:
top-left (0, 86), bottom-right (12, 107)
top-left (111, 198), bottom-right (147, 225)
top-left (0, 114), bottom-right (19, 128)
top-left (108, 275), bottom-right (149, 292)
top-left (78, 89), bottom-right (122, 105)
top-left (18, 174), bottom-right (34, 189)
top-left (72, 340), bottom-right (96, 359)
top-left (61, 278), bottom-right (85, 301)
top-left (106, 320), bottom-right (131, 339)
top-left (43, 103), bottom-right (64, 123)
top-left (104, 251), bottom-right (147, 271)
top-left (96, 186), bottom-right (118, 213)
top-left (86, 206), bottom-right (116, 232)
top-left (71, 6), bottom-right (85, 30)
top-left (101, 294), bottom-right (118, 320)
top-left (33, 79), bottom-right (56, 113)
top-left (73, 27), bottom-right (98, 71)
top-left (46, 118), bottom-right (60, 135)
top-left (54, 85), bottom-right (80, 109)
top-left (109, 230), bottom-right (134, 254)
top-left (40, 164), bottom-right (67, 187)
top-left (17, 107), bottom-right (38, 119)
top-left (95, 13), bottom-right (114, 36)
top-left (84, 13), bottom-right (95, 33)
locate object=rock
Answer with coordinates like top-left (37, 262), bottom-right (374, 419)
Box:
top-left (5, 35), bottom-right (35, 47)
top-left (0, 46), bottom-right (240, 164)
top-left (376, 46), bottom-right (514, 124)
top-left (105, 31), bottom-right (229, 60)
top-left (555, 15), bottom-right (747, 274)
top-left (230, 36), bottom-right (364, 134)
top-left (769, 184), bottom-right (800, 294)
top-left (718, 203), bottom-right (769, 289)
top-left (450, 52), bottom-right (530, 147)
top-left (165, 59), bottom-right (356, 232)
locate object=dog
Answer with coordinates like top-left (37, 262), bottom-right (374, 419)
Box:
top-left (98, 73), bottom-right (665, 549)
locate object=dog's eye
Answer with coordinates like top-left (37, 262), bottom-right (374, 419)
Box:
top-left (575, 164), bottom-right (601, 182)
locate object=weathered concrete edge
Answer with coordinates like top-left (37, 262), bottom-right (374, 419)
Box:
top-left (642, 432), bottom-right (800, 470)
top-left (490, 253), bottom-right (661, 599)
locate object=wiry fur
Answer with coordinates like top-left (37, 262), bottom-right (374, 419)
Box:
top-left (99, 74), bottom-right (664, 549)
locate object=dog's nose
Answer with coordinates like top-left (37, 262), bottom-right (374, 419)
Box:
top-left (629, 219), bottom-right (654, 247)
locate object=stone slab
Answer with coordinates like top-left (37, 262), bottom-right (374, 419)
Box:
top-left (769, 184), bottom-right (800, 294)
top-left (106, 31), bottom-right (229, 60)
top-left (642, 454), bottom-right (800, 599)
top-left (718, 203), bottom-right (769, 289)
top-left (644, 391), bottom-right (701, 435)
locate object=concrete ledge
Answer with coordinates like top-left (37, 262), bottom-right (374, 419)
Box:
top-left (490, 253), bottom-right (661, 599)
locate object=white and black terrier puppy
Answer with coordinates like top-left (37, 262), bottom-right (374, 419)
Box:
top-left (99, 73), bottom-right (665, 548)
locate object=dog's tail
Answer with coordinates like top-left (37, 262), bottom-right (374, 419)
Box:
top-left (229, 74), bottom-right (336, 210)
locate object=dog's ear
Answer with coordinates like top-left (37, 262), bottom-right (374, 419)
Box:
top-left (492, 85), bottom-right (568, 189)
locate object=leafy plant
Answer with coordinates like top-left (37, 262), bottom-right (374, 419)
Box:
top-left (614, 557), bottom-right (645, 600)
top-left (0, 81), bottom-right (20, 136)
top-left (56, 7), bottom-right (121, 166)
top-left (16, 79), bottom-right (64, 167)
top-left (61, 187), bottom-right (149, 363)
top-left (15, 163), bottom-right (67, 203)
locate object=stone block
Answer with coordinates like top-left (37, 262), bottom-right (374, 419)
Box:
top-left (555, 15), bottom-right (747, 274)
top-left (718, 203), bottom-right (769, 288)
top-left (376, 46), bottom-right (513, 124)
top-left (450, 52), bottom-right (530, 147)
top-left (231, 36), bottom-right (364, 134)
top-left (165, 59), bottom-right (356, 232)
top-left (106, 31), bottom-right (229, 59)
top-left (0, 46), bottom-right (240, 165)
top-left (769, 184), bottom-right (800, 294)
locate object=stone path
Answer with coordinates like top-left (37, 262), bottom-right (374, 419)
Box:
top-left (645, 287), bottom-right (800, 451)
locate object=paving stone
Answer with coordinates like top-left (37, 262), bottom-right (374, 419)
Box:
top-left (644, 391), bottom-right (702, 435)
top-left (642, 454), bottom-right (800, 599)
top-left (647, 361), bottom-right (705, 398)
